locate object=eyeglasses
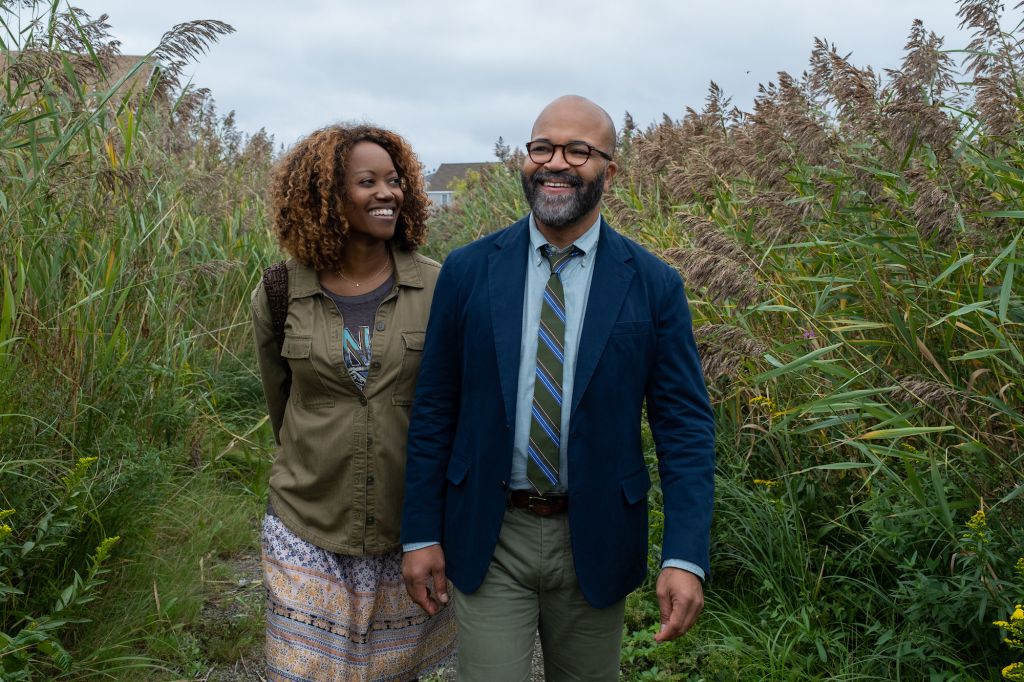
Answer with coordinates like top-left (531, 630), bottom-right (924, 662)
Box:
top-left (525, 139), bottom-right (613, 167)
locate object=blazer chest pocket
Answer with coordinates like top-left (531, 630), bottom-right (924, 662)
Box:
top-left (281, 335), bottom-right (335, 409)
top-left (392, 331), bottom-right (425, 406)
top-left (611, 319), bottom-right (652, 336)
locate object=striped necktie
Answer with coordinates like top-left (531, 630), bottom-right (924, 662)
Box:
top-left (527, 244), bottom-right (581, 494)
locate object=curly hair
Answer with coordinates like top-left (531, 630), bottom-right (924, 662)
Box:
top-left (268, 124), bottom-right (429, 270)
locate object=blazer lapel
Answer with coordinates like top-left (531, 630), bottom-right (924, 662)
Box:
top-left (571, 219), bottom-right (635, 416)
top-left (488, 218), bottom-right (530, 425)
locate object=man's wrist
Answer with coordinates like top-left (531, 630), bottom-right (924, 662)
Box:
top-left (661, 559), bottom-right (705, 581)
top-left (402, 541), bottom-right (440, 553)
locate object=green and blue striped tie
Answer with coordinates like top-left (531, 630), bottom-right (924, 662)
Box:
top-left (527, 244), bottom-right (580, 494)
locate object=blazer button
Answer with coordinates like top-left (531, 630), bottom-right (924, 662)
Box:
top-left (360, 396), bottom-right (367, 406)
top-left (376, 322), bottom-right (385, 331)
top-left (366, 515), bottom-right (375, 525)
top-left (500, 480), bottom-right (508, 489)
top-left (371, 361), bottom-right (381, 370)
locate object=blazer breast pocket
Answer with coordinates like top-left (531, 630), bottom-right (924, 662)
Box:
top-left (611, 319), bottom-right (652, 336)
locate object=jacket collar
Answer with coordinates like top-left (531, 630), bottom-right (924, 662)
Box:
top-left (487, 215), bottom-right (637, 421)
top-left (288, 246), bottom-right (424, 299)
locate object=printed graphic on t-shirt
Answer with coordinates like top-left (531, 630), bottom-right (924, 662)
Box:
top-left (342, 326), bottom-right (371, 391)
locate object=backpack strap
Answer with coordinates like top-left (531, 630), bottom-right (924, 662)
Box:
top-left (262, 261), bottom-right (289, 353)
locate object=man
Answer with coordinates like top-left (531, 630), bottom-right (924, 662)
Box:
top-left (401, 95), bottom-right (715, 681)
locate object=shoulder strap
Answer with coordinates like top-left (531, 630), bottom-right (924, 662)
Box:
top-left (262, 261), bottom-right (289, 353)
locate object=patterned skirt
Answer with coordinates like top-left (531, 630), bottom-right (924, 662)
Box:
top-left (261, 515), bottom-right (457, 682)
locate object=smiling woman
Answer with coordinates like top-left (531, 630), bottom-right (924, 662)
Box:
top-left (252, 124), bottom-right (456, 681)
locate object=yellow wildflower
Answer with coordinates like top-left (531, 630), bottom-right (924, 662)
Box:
top-left (749, 396), bottom-right (777, 412)
top-left (1003, 661), bottom-right (1024, 681)
top-left (753, 479), bottom-right (780, 489)
top-left (0, 524), bottom-right (11, 540)
top-left (0, 509), bottom-right (14, 521)
top-left (1016, 557), bottom-right (1024, 578)
top-left (77, 456), bottom-right (98, 468)
top-left (1014, 606), bottom-right (1024, 622)
top-left (963, 508), bottom-right (989, 543)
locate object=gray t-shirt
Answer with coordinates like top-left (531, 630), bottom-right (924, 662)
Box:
top-left (322, 275), bottom-right (394, 392)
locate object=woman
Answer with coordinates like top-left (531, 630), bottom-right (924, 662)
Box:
top-left (251, 124), bottom-right (455, 681)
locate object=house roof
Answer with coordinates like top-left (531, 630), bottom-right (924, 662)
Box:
top-left (426, 162), bottom-right (498, 192)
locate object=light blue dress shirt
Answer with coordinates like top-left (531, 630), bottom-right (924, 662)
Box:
top-left (509, 215), bottom-right (599, 491)
top-left (404, 214), bottom-right (704, 581)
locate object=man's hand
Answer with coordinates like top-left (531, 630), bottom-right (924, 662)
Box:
top-left (654, 567), bottom-right (704, 642)
top-left (402, 545), bottom-right (449, 615)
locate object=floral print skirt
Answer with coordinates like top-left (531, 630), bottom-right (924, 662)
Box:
top-left (261, 514), bottom-right (457, 681)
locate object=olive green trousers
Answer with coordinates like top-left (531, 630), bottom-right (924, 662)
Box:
top-left (452, 506), bottom-right (626, 682)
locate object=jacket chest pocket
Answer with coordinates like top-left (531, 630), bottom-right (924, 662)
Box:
top-left (281, 335), bottom-right (335, 409)
top-left (391, 331), bottom-right (425, 406)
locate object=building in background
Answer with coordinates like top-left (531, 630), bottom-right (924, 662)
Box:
top-left (426, 162), bottom-right (498, 209)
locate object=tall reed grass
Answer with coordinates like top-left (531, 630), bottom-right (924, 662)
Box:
top-left (1, 2), bottom-right (276, 677)
top-left (436, 1), bottom-right (1024, 678)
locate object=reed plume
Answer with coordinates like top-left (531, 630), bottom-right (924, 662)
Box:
top-left (904, 163), bottom-right (963, 244)
top-left (693, 323), bottom-right (768, 384)
top-left (661, 246), bottom-right (761, 307)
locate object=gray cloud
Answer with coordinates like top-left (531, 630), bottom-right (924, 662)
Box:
top-left (61, 1), bottom-right (986, 170)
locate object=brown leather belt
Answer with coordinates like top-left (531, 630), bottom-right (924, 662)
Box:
top-left (508, 490), bottom-right (569, 516)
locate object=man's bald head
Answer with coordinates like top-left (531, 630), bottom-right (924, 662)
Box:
top-left (531, 95), bottom-right (616, 154)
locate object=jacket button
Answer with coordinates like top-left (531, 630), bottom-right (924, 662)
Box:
top-left (366, 516), bottom-right (375, 524)
top-left (376, 322), bottom-right (385, 331)
top-left (367, 474), bottom-right (374, 484)
top-left (500, 480), bottom-right (508, 489)
top-left (371, 361), bottom-right (381, 370)
top-left (360, 396), bottom-right (367, 406)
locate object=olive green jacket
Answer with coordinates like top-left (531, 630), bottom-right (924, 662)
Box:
top-left (251, 249), bottom-right (439, 555)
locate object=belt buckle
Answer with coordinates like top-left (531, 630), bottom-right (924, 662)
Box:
top-left (527, 494), bottom-right (548, 512)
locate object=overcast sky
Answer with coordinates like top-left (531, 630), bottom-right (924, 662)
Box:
top-left (36, 1), bottom-right (1014, 171)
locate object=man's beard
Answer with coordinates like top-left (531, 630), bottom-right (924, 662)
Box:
top-left (520, 168), bottom-right (605, 229)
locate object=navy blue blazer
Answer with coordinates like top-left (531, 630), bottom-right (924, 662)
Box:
top-left (401, 216), bottom-right (715, 608)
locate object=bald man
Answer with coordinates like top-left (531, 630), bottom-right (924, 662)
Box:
top-left (401, 95), bottom-right (715, 681)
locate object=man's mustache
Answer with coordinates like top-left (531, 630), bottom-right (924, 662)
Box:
top-left (530, 171), bottom-right (582, 188)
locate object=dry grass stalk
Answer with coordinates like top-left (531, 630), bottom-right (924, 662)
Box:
top-left (743, 191), bottom-right (814, 242)
top-left (904, 163), bottom-right (963, 243)
top-left (693, 323), bottom-right (768, 383)
top-left (602, 191), bottom-right (640, 230)
top-left (887, 20), bottom-right (959, 103)
top-left (737, 72), bottom-right (835, 190)
top-left (893, 375), bottom-right (966, 415)
top-left (661, 247), bottom-right (761, 307)
top-left (808, 38), bottom-right (883, 138)
top-left (151, 20), bottom-right (235, 96)
top-left (874, 23), bottom-right (960, 164)
top-left (676, 214), bottom-right (750, 262)
top-left (956, 0), bottom-right (1023, 137)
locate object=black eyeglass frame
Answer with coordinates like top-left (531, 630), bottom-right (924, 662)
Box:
top-left (524, 139), bottom-right (613, 166)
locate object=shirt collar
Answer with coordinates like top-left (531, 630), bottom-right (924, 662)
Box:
top-left (527, 214), bottom-right (601, 266)
top-left (289, 247), bottom-right (425, 299)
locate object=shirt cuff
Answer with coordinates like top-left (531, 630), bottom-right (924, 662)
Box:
top-left (402, 541), bottom-right (440, 553)
top-left (661, 559), bottom-right (705, 581)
